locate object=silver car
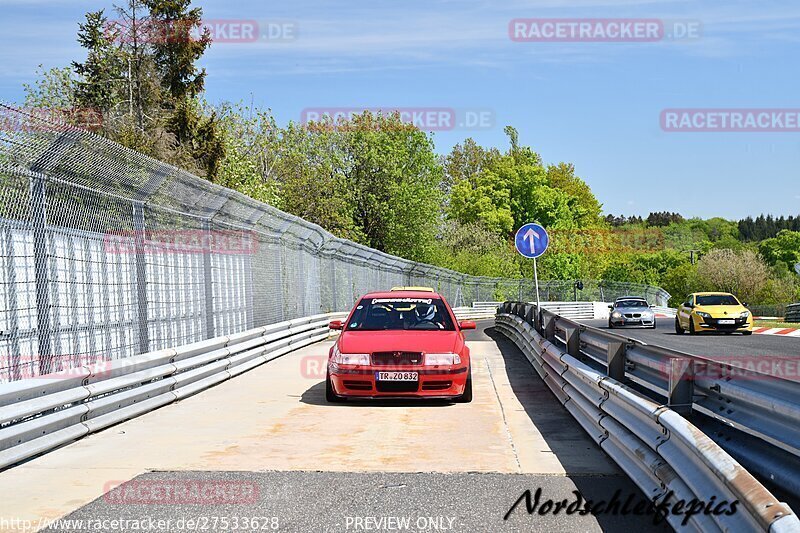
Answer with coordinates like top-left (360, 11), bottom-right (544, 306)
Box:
top-left (608, 296), bottom-right (656, 329)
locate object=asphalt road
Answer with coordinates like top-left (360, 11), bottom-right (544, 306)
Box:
top-left (580, 317), bottom-right (799, 362)
top-left (46, 471), bottom-right (670, 533)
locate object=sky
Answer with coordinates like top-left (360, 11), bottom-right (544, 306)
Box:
top-left (1, 0), bottom-right (799, 220)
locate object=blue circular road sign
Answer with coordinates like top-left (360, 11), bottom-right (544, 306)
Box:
top-left (515, 223), bottom-right (549, 259)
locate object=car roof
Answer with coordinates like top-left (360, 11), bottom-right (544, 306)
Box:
top-left (616, 296), bottom-right (647, 301)
top-left (362, 290), bottom-right (444, 299)
top-left (693, 292), bottom-right (735, 296)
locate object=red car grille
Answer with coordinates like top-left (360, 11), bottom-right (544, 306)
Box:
top-left (371, 352), bottom-right (423, 366)
top-left (343, 380), bottom-right (372, 391)
top-left (422, 381), bottom-right (452, 391)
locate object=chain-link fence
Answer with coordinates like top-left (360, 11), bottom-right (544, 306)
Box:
top-left (0, 104), bottom-right (670, 382)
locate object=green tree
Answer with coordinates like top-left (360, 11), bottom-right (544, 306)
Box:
top-left (546, 162), bottom-right (603, 227)
top-left (759, 230), bottom-right (800, 272)
top-left (342, 112), bottom-right (443, 261)
top-left (144, 0), bottom-right (210, 101)
top-left (23, 66), bottom-right (76, 110)
top-left (72, 10), bottom-right (125, 114)
top-left (695, 249), bottom-right (770, 304)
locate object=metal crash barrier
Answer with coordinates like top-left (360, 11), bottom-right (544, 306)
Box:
top-left (495, 302), bottom-right (800, 533)
top-left (0, 312), bottom-right (348, 470)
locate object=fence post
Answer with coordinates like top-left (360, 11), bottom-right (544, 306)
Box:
top-left (29, 173), bottom-right (53, 373)
top-left (133, 202), bottom-right (149, 353)
top-left (202, 218), bottom-right (215, 339)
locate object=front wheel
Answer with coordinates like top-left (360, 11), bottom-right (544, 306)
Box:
top-left (688, 316), bottom-right (697, 335)
top-left (742, 330), bottom-right (753, 336)
top-left (675, 317), bottom-right (684, 335)
top-left (455, 368), bottom-right (472, 403)
top-left (651, 319), bottom-right (657, 329)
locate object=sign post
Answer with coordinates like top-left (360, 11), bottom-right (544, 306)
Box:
top-left (514, 223), bottom-right (550, 309)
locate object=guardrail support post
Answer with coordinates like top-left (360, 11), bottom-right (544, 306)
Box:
top-left (607, 341), bottom-right (626, 381)
top-left (524, 304), bottom-right (535, 325)
top-left (543, 314), bottom-right (556, 341)
top-left (564, 326), bottom-right (581, 358)
top-left (667, 358), bottom-right (694, 415)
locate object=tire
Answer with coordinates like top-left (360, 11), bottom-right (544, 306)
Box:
top-left (742, 330), bottom-right (753, 336)
top-left (675, 317), bottom-right (684, 335)
top-left (651, 319), bottom-right (657, 329)
top-left (326, 373), bottom-right (345, 403)
top-left (688, 316), bottom-right (697, 335)
top-left (455, 368), bottom-right (473, 403)
top-left (608, 320), bottom-right (614, 329)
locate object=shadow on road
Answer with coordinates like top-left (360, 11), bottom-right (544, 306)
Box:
top-left (483, 325), bottom-right (670, 532)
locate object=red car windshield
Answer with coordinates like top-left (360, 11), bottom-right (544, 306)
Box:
top-left (346, 297), bottom-right (456, 331)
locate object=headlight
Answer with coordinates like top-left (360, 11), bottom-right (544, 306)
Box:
top-left (425, 353), bottom-right (461, 366)
top-left (612, 312), bottom-right (622, 318)
top-left (696, 311), bottom-right (711, 318)
top-left (331, 345), bottom-right (370, 365)
top-left (740, 311), bottom-right (750, 319)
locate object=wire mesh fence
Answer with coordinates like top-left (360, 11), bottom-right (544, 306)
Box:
top-left (0, 103), bottom-right (670, 382)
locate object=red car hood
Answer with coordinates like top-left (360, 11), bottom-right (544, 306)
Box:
top-left (338, 330), bottom-right (463, 354)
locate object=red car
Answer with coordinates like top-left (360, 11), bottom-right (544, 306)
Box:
top-left (325, 289), bottom-right (475, 402)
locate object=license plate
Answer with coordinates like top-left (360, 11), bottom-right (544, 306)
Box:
top-left (718, 319), bottom-right (735, 325)
top-left (375, 371), bottom-right (418, 381)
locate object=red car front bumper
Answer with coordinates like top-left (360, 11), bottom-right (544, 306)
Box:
top-left (328, 363), bottom-right (469, 398)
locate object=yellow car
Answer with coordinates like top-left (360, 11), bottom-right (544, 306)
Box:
top-left (675, 292), bottom-right (753, 335)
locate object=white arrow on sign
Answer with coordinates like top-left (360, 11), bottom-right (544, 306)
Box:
top-left (524, 228), bottom-right (540, 251)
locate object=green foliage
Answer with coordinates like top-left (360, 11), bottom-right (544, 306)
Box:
top-left (144, 0), bottom-right (210, 101)
top-left (23, 66), bottom-right (76, 109)
top-left (759, 230), bottom-right (800, 272)
top-left (447, 127), bottom-right (601, 237)
top-left (72, 10), bottom-right (125, 113)
top-left (431, 221), bottom-right (520, 278)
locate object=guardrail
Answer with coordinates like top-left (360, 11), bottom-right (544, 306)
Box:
top-left (651, 306), bottom-right (677, 317)
top-left (495, 302), bottom-right (800, 532)
top-left (0, 312), bottom-right (347, 470)
top-left (453, 306), bottom-right (499, 320)
top-left (787, 304), bottom-right (800, 323)
top-left (473, 301), bottom-right (600, 319)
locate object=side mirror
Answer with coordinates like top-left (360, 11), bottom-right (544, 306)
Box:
top-left (650, 305), bottom-right (656, 308)
top-left (742, 302), bottom-right (749, 308)
top-left (459, 321), bottom-right (477, 330)
top-left (608, 305), bottom-right (614, 310)
top-left (328, 320), bottom-right (343, 330)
